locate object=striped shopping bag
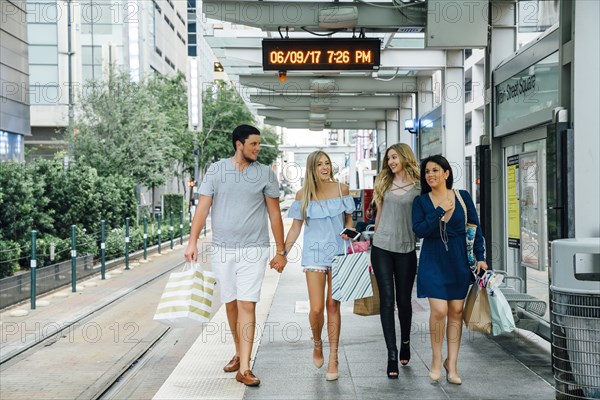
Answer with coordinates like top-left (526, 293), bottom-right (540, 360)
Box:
top-left (153, 263), bottom-right (217, 327)
top-left (331, 246), bottom-right (373, 302)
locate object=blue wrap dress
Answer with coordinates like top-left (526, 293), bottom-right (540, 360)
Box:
top-left (412, 189), bottom-right (485, 300)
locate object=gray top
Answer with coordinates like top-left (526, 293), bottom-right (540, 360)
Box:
top-left (199, 158), bottom-right (280, 248)
top-left (372, 186), bottom-right (419, 253)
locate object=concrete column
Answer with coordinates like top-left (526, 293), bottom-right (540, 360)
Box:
top-left (572, 0), bottom-right (600, 237)
top-left (348, 150), bottom-right (357, 190)
top-left (443, 49), bottom-right (465, 189)
top-left (399, 95), bottom-right (414, 146)
top-left (488, 0), bottom-right (517, 273)
top-left (417, 75), bottom-right (434, 116)
top-left (376, 120), bottom-right (387, 168)
top-left (386, 109), bottom-right (399, 147)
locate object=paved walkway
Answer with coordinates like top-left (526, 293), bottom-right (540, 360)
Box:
top-left (154, 232), bottom-right (556, 400)
top-left (0, 220), bottom-right (557, 400)
top-left (240, 251), bottom-right (555, 400)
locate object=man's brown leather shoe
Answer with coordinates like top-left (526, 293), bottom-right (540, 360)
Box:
top-left (223, 355), bottom-right (240, 373)
top-left (235, 370), bottom-right (260, 386)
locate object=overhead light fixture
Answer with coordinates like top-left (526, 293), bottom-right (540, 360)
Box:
top-left (404, 118), bottom-right (419, 134)
top-left (318, 6), bottom-right (358, 29)
top-left (310, 79), bottom-right (336, 97)
top-left (309, 113), bottom-right (327, 122)
top-left (278, 70), bottom-right (287, 82)
top-left (213, 62), bottom-right (224, 72)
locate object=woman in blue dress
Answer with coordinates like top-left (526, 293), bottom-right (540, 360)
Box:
top-left (412, 155), bottom-right (487, 385)
top-left (275, 150), bottom-right (355, 381)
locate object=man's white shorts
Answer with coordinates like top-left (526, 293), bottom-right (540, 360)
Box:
top-left (209, 245), bottom-right (269, 303)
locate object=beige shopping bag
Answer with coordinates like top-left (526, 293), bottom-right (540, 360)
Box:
top-left (353, 274), bottom-right (380, 316)
top-left (463, 284), bottom-right (492, 334)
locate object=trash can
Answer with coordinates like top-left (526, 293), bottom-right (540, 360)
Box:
top-left (550, 238), bottom-right (600, 400)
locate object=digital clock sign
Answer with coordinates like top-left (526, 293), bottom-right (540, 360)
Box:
top-left (262, 38), bottom-right (381, 71)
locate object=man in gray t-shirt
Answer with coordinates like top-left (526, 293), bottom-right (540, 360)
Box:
top-left (185, 125), bottom-right (287, 387)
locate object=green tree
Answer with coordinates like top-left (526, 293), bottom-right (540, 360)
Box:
top-left (0, 161), bottom-right (52, 241)
top-left (69, 71), bottom-right (176, 192)
top-left (200, 84), bottom-right (280, 168)
top-left (148, 73), bottom-right (195, 194)
top-left (257, 125), bottom-right (280, 165)
top-left (199, 84), bottom-right (254, 169)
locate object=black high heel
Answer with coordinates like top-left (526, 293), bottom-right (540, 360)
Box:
top-left (387, 349), bottom-right (399, 379)
top-left (400, 340), bottom-right (410, 366)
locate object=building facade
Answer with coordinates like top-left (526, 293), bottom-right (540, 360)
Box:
top-left (25, 0), bottom-right (188, 158)
top-left (1, 0), bottom-right (30, 161)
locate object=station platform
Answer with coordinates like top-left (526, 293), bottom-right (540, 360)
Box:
top-left (0, 223), bottom-right (556, 400)
top-left (154, 243), bottom-right (556, 400)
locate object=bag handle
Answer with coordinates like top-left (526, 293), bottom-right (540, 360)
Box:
top-left (344, 239), bottom-right (356, 256)
top-left (181, 261), bottom-right (202, 272)
top-left (454, 189), bottom-right (468, 227)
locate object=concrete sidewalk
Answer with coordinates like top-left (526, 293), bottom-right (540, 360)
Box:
top-left (243, 252), bottom-right (556, 400)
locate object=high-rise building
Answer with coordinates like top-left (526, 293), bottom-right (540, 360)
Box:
top-left (1, 1), bottom-right (30, 161)
top-left (25, 0), bottom-right (189, 158)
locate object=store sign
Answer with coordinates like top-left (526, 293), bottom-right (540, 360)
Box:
top-left (495, 52), bottom-right (559, 126)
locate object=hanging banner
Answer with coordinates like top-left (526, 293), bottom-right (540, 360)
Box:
top-left (507, 155), bottom-right (520, 248)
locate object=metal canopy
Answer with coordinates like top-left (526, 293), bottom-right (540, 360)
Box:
top-left (201, 0), bottom-right (440, 131)
top-left (202, 1), bottom-right (427, 33)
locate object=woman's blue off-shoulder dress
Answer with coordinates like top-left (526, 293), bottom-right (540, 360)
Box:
top-left (412, 190), bottom-right (485, 300)
top-left (288, 195), bottom-right (355, 272)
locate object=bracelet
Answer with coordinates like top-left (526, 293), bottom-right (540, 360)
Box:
top-left (279, 250), bottom-right (288, 257)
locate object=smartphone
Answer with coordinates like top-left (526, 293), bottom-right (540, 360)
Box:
top-left (340, 228), bottom-right (361, 241)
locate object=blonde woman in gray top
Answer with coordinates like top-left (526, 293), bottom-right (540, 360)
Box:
top-left (370, 143), bottom-right (420, 378)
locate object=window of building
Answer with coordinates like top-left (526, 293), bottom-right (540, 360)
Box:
top-left (465, 119), bottom-right (472, 145)
top-left (188, 22), bottom-right (197, 56)
top-left (25, 10), bottom-right (57, 105)
top-left (176, 11), bottom-right (185, 25)
top-left (149, 1), bottom-right (156, 49)
top-left (465, 79), bottom-right (472, 103)
top-left (0, 130), bottom-right (24, 162)
top-left (465, 156), bottom-right (473, 196)
top-left (518, 0), bottom-right (559, 33)
top-left (465, 49), bottom-right (473, 59)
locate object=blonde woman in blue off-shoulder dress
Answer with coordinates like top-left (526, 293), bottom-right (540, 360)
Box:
top-left (272, 150), bottom-right (355, 381)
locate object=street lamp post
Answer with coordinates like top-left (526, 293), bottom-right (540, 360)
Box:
top-left (193, 125), bottom-right (199, 202)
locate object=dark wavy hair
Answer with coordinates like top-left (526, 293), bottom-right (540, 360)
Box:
top-left (419, 155), bottom-right (453, 194)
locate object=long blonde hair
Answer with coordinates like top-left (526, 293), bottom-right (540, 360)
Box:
top-left (373, 143), bottom-right (420, 208)
top-left (299, 150), bottom-right (335, 221)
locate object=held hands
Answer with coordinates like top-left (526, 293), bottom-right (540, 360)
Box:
top-left (269, 254), bottom-right (287, 273)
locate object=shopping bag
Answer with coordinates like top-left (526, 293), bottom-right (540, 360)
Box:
top-left (463, 284), bottom-right (492, 334)
top-left (488, 289), bottom-right (516, 336)
top-left (153, 263), bottom-right (217, 327)
top-left (353, 274), bottom-right (380, 316)
top-left (347, 241), bottom-right (370, 254)
top-left (331, 249), bottom-right (372, 302)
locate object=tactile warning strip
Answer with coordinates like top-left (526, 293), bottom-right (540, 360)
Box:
top-left (153, 268), bottom-right (281, 400)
